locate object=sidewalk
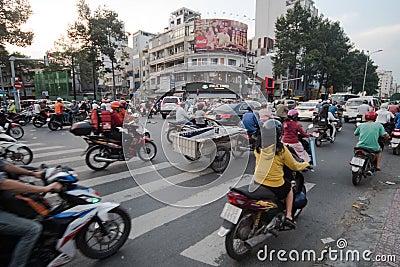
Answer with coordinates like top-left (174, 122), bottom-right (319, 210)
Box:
top-left (323, 177), bottom-right (400, 266)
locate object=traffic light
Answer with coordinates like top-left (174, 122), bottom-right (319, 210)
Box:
top-left (266, 76), bottom-right (274, 89)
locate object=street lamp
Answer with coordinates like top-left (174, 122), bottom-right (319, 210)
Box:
top-left (362, 49), bottom-right (383, 93)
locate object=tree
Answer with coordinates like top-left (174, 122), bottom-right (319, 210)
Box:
top-left (0, 0), bottom-right (34, 47)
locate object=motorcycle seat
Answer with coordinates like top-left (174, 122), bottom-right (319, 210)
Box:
top-left (354, 147), bottom-right (379, 154)
top-left (232, 185), bottom-right (278, 201)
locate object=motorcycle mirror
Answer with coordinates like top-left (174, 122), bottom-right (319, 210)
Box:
top-left (40, 163), bottom-right (48, 169)
top-left (308, 124), bottom-right (314, 129)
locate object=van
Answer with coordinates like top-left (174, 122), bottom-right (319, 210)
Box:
top-left (343, 97), bottom-right (381, 122)
top-left (330, 93), bottom-right (359, 105)
top-left (160, 96), bottom-right (181, 119)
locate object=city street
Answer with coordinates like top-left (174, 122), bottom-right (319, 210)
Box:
top-left (21, 116), bottom-right (399, 266)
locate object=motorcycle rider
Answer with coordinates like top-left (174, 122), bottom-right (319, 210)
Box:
top-left (54, 97), bottom-right (70, 123)
top-left (7, 100), bottom-right (16, 119)
top-left (376, 103), bottom-right (394, 134)
top-left (242, 106), bottom-right (259, 138)
top-left (91, 100), bottom-right (99, 110)
top-left (318, 102), bottom-right (337, 140)
top-left (354, 111), bottom-right (390, 171)
top-left (0, 160), bottom-right (62, 267)
top-left (276, 101), bottom-right (289, 121)
top-left (358, 100), bottom-right (371, 122)
top-left (253, 120), bottom-right (310, 228)
top-left (394, 110), bottom-right (400, 130)
top-left (282, 109), bottom-right (311, 163)
top-left (194, 102), bottom-right (206, 127)
top-left (176, 103), bottom-right (193, 125)
top-left (108, 101), bottom-right (123, 141)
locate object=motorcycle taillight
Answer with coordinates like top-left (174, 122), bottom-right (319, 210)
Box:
top-left (227, 191), bottom-right (247, 206)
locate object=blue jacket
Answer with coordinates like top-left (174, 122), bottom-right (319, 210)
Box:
top-left (242, 111), bottom-right (259, 133)
top-left (395, 113), bottom-right (400, 129)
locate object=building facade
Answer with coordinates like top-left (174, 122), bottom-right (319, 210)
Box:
top-left (143, 7), bottom-right (250, 98)
top-left (377, 70), bottom-right (393, 98)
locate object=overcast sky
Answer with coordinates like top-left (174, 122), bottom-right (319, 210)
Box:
top-left (6, 0), bottom-right (400, 83)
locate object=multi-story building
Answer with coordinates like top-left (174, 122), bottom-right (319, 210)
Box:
top-left (145, 7), bottom-right (249, 98)
top-left (377, 70), bottom-right (393, 98)
top-left (131, 30), bottom-right (156, 94)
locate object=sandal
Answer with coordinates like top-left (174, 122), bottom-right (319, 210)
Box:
top-left (284, 217), bottom-right (296, 229)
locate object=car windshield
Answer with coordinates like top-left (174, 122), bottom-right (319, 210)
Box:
top-left (347, 100), bottom-right (364, 106)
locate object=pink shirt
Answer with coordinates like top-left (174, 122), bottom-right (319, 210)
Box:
top-left (282, 121), bottom-right (311, 144)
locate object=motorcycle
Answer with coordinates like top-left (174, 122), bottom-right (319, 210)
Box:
top-left (389, 128), bottom-right (400, 155)
top-left (166, 120), bottom-right (199, 144)
top-left (0, 165), bottom-right (131, 266)
top-left (9, 109), bottom-right (33, 126)
top-left (349, 147), bottom-right (378, 185)
top-left (334, 110), bottom-right (343, 132)
top-left (48, 112), bottom-right (74, 131)
top-left (0, 128), bottom-right (33, 165)
top-left (218, 156), bottom-right (309, 260)
top-left (32, 110), bottom-right (51, 128)
top-left (70, 121), bottom-right (157, 171)
top-left (312, 121), bottom-right (337, 147)
top-left (0, 119), bottom-right (24, 140)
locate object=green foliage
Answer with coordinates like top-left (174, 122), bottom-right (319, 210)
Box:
top-left (0, 0), bottom-right (34, 47)
top-left (273, 2), bottom-right (379, 94)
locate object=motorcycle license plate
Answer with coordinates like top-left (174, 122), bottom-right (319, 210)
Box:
top-left (220, 203), bottom-right (242, 224)
top-left (46, 118), bottom-right (51, 122)
top-left (312, 132), bottom-right (319, 138)
top-left (351, 157), bottom-right (365, 167)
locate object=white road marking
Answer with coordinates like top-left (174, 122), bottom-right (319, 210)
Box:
top-left (33, 148), bottom-right (84, 159)
top-left (31, 146), bottom-right (65, 152)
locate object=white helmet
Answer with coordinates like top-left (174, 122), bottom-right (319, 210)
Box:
top-left (57, 97), bottom-right (63, 101)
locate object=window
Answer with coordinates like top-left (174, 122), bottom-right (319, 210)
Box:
top-left (228, 59), bottom-right (236, 66)
top-left (258, 38), bottom-right (261, 49)
top-left (211, 58), bottom-right (218, 64)
top-left (192, 59), bottom-right (198, 66)
top-left (264, 37), bottom-right (267, 48)
top-left (200, 58), bottom-right (208, 65)
top-left (177, 18), bottom-right (181, 25)
top-left (220, 58), bottom-right (225, 65)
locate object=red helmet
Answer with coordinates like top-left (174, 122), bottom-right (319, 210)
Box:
top-left (365, 111), bottom-right (377, 121)
top-left (110, 101), bottom-right (121, 109)
top-left (120, 100), bottom-right (127, 108)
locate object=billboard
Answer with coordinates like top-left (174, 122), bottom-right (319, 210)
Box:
top-left (194, 19), bottom-right (248, 54)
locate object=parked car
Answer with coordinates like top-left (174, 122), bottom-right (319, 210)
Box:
top-left (205, 102), bottom-right (260, 126)
top-left (160, 96), bottom-right (181, 119)
top-left (295, 101), bottom-right (319, 120)
top-left (343, 97), bottom-right (381, 122)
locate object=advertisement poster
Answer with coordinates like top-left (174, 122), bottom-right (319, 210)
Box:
top-left (194, 19), bottom-right (248, 54)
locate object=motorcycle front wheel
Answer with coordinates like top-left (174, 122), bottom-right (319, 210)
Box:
top-left (32, 118), bottom-right (44, 128)
top-left (8, 125), bottom-right (24, 139)
top-left (85, 145), bottom-right (111, 170)
top-left (315, 136), bottom-right (322, 147)
top-left (225, 213), bottom-right (254, 261)
top-left (166, 128), bottom-right (178, 144)
top-left (76, 207), bottom-right (131, 259)
top-left (137, 140), bottom-right (157, 161)
top-left (210, 146), bottom-right (230, 172)
top-left (5, 146), bottom-right (33, 165)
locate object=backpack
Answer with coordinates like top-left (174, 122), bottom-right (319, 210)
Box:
top-left (0, 190), bottom-right (51, 219)
top-left (91, 109), bottom-right (112, 133)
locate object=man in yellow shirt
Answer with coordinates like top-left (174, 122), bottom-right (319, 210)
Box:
top-left (253, 119), bottom-right (309, 227)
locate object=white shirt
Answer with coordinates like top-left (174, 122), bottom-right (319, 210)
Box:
top-left (376, 109), bottom-right (394, 124)
top-left (176, 106), bottom-right (191, 123)
top-left (33, 103), bottom-right (41, 114)
top-left (105, 103), bottom-right (112, 112)
top-left (358, 104), bottom-right (371, 115)
top-left (92, 103), bottom-right (99, 110)
top-left (194, 110), bottom-right (206, 125)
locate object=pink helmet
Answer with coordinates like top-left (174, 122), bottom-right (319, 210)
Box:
top-left (287, 109), bottom-right (299, 119)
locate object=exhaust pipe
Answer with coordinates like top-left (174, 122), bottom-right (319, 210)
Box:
top-left (93, 156), bottom-right (118, 163)
top-left (245, 233), bottom-right (273, 248)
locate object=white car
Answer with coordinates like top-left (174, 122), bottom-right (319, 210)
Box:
top-left (295, 101), bottom-right (319, 120)
top-left (343, 97), bottom-right (381, 122)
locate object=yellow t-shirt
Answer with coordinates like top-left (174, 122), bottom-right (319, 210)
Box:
top-left (254, 145), bottom-right (309, 187)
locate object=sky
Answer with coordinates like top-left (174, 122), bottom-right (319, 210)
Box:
top-left (5, 0), bottom-right (400, 83)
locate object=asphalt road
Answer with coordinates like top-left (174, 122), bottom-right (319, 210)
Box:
top-left (19, 116), bottom-right (399, 267)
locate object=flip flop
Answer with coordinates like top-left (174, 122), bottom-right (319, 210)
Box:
top-left (284, 217), bottom-right (296, 229)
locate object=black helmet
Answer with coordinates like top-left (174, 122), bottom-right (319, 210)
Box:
top-left (260, 119), bottom-right (282, 149)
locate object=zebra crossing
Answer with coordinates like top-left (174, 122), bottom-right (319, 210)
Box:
top-left (25, 141), bottom-right (316, 266)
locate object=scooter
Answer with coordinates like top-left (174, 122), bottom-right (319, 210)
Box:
top-left (312, 121), bottom-right (337, 147)
top-left (0, 165), bottom-right (131, 266)
top-left (48, 112), bottom-right (73, 131)
top-left (218, 152), bottom-right (310, 260)
top-left (0, 128), bottom-right (33, 165)
top-left (389, 128), bottom-right (400, 155)
top-left (32, 110), bottom-right (51, 128)
top-left (349, 147), bottom-right (378, 185)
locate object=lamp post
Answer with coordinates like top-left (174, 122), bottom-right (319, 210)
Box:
top-left (362, 49), bottom-right (383, 93)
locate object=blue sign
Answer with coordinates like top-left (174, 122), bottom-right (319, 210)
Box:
top-left (11, 89), bottom-right (17, 93)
